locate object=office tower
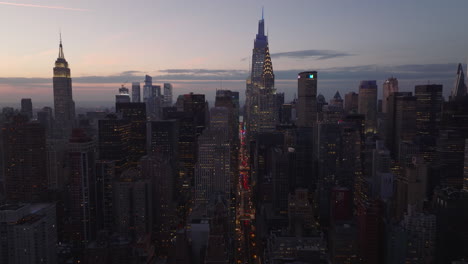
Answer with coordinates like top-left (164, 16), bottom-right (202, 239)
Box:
top-left (116, 102), bottom-right (147, 164)
top-left (344, 91), bottom-right (359, 112)
top-left (382, 77), bottom-right (398, 113)
top-left (329, 91), bottom-right (343, 109)
top-left (116, 85), bottom-right (131, 103)
top-left (401, 209), bottom-right (436, 264)
top-left (162, 109), bottom-right (197, 204)
top-left (194, 129), bottom-right (231, 204)
top-left (143, 75), bottom-right (153, 100)
top-left (46, 138), bottom-right (68, 190)
top-left (67, 129), bottom-right (97, 246)
top-left (53, 38), bottom-right (75, 135)
top-left (149, 120), bottom-right (179, 157)
top-left (385, 92), bottom-right (416, 158)
top-left (297, 72), bottom-right (317, 128)
top-left (37, 106), bottom-right (53, 135)
top-left (356, 199), bottom-right (384, 264)
top-left (95, 160), bottom-right (115, 232)
top-left (316, 122), bottom-right (341, 224)
top-left (358, 80), bottom-right (378, 134)
top-left (450, 63), bottom-right (467, 101)
top-left (441, 95), bottom-right (468, 138)
top-left (20, 98), bottom-right (33, 119)
top-left (113, 170), bottom-right (152, 239)
top-left (433, 188), bottom-right (468, 263)
top-left (270, 147), bottom-right (294, 216)
top-left (182, 93), bottom-right (208, 131)
top-left (245, 13), bottom-right (279, 139)
top-left (163, 83), bottom-right (173, 106)
top-left (98, 114), bottom-right (131, 175)
top-left (415, 84), bottom-right (443, 137)
top-left (131, 82), bottom-right (141, 102)
top-left (437, 130), bottom-right (466, 188)
top-left (0, 203), bottom-right (57, 264)
top-left (395, 157), bottom-right (428, 218)
top-left (2, 116), bottom-right (47, 202)
top-left (141, 154), bottom-right (175, 256)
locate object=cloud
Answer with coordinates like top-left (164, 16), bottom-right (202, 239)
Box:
top-left (271, 49), bottom-right (354, 60)
top-left (0, 1), bottom-right (90, 11)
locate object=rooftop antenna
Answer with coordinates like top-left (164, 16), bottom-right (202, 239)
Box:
top-left (262, 6), bottom-right (264, 20)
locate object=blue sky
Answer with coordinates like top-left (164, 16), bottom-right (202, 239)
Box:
top-left (0, 0), bottom-right (467, 106)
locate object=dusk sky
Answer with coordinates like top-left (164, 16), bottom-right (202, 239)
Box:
top-left (1, 0), bottom-right (467, 107)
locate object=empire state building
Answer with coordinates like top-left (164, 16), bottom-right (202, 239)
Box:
top-left (53, 38), bottom-right (75, 135)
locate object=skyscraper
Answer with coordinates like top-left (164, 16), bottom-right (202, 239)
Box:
top-left (297, 71), bottom-right (317, 128)
top-left (382, 77), bottom-right (398, 114)
top-left (116, 85), bottom-right (131, 103)
top-left (358, 80), bottom-right (378, 134)
top-left (245, 11), bottom-right (279, 139)
top-left (385, 92), bottom-right (416, 158)
top-left (344, 91), bottom-right (359, 112)
top-left (163, 83), bottom-right (173, 107)
top-left (67, 129), bottom-right (97, 246)
top-left (132, 82), bottom-right (141, 103)
top-left (20, 98), bottom-right (33, 119)
top-left (2, 116), bottom-right (47, 202)
top-left (53, 37), bottom-right (75, 134)
top-left (450, 63), bottom-right (467, 101)
top-left (415, 84), bottom-right (443, 137)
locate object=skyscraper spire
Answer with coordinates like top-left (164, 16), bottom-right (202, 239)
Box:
top-left (262, 6), bottom-right (264, 20)
top-left (451, 63), bottom-right (467, 100)
top-left (58, 33), bottom-right (65, 59)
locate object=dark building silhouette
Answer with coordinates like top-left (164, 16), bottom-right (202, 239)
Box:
top-left (2, 116), bottom-right (47, 202)
top-left (116, 102), bottom-right (147, 164)
top-left (20, 98), bottom-right (33, 119)
top-left (66, 129), bottom-right (97, 246)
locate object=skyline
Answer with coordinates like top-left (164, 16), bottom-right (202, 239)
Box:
top-left (1, 0), bottom-right (468, 105)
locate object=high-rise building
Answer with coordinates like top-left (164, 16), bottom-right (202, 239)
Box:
top-left (163, 83), bottom-right (173, 107)
top-left (358, 80), bottom-right (378, 134)
top-left (297, 72), bottom-right (317, 128)
top-left (415, 84), bottom-right (443, 137)
top-left (116, 85), bottom-right (131, 103)
top-left (2, 116), bottom-right (47, 202)
top-left (67, 129), bottom-right (97, 246)
top-left (141, 154), bottom-right (175, 255)
top-left (245, 13), bottom-right (280, 139)
top-left (382, 77), bottom-right (398, 114)
top-left (53, 38), bottom-right (75, 135)
top-left (0, 203), bottom-right (57, 264)
top-left (98, 114), bottom-right (131, 175)
top-left (450, 63), bottom-right (467, 101)
top-left (115, 103), bottom-right (147, 164)
top-left (20, 98), bottom-right (33, 119)
top-left (194, 129), bottom-right (231, 204)
top-left (329, 91), bottom-right (343, 109)
top-left (385, 92), bottom-right (416, 158)
top-left (131, 82), bottom-right (141, 103)
top-left (344, 91), bottom-right (359, 113)
top-left (37, 106), bottom-right (53, 135)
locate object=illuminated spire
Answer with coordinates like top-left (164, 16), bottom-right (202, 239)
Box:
top-left (262, 45), bottom-right (274, 90)
top-left (58, 33), bottom-right (65, 59)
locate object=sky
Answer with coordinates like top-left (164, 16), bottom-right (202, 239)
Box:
top-left (1, 0), bottom-right (467, 107)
